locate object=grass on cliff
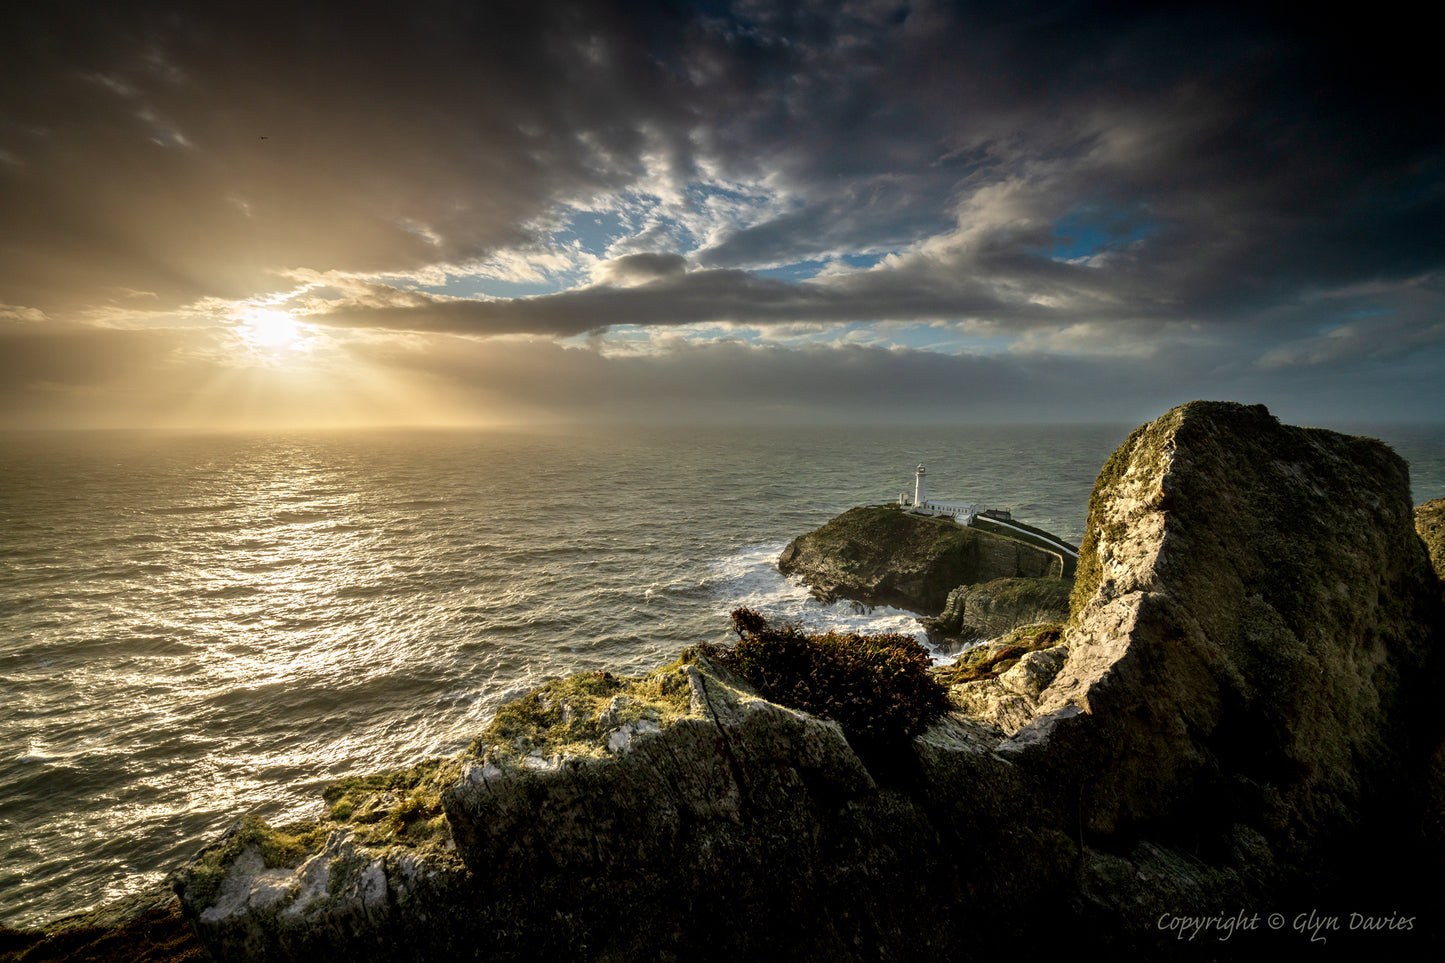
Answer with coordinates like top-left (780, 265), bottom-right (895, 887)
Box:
top-left (794, 504), bottom-right (981, 568)
top-left (322, 757), bottom-right (460, 847)
top-left (476, 660), bottom-right (694, 762)
top-left (180, 759), bottom-right (465, 911)
top-left (708, 608), bottom-right (951, 744)
top-left (182, 815), bottom-right (327, 909)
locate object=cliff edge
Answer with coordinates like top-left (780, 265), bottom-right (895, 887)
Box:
top-left (165, 401), bottom-right (1444, 960)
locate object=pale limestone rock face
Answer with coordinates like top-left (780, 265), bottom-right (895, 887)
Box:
top-left (944, 644), bottom-right (1070, 734)
top-left (1000, 644), bottom-right (1069, 701)
top-left (199, 850), bottom-right (292, 924)
top-left (181, 824), bottom-right (469, 961)
top-left (1019, 402), bottom-right (1443, 844)
top-left (605, 717), bottom-right (660, 752)
top-left (947, 679), bottom-right (1035, 733)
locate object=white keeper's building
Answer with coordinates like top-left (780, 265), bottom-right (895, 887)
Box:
top-left (899, 464), bottom-right (1010, 523)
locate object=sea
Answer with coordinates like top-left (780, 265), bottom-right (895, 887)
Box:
top-left (3, 421), bottom-right (1443, 928)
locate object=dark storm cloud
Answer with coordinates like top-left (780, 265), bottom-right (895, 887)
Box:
top-left (594, 252), bottom-right (689, 286)
top-left (300, 1), bottom-right (1437, 347)
top-left (2, 1), bottom-right (1442, 424)
top-left (347, 330), bottom-right (1445, 428)
top-left (0, 0), bottom-right (696, 312)
top-left (303, 266), bottom-right (1033, 337)
top-left (675, 1), bottom-right (1444, 298)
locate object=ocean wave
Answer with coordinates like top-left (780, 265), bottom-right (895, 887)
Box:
top-left (705, 542), bottom-right (929, 647)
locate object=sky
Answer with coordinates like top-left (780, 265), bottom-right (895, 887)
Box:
top-left (1, 0), bottom-right (1441, 429)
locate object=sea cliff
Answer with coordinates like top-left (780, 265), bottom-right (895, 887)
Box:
top-left (7, 401), bottom-right (1443, 960)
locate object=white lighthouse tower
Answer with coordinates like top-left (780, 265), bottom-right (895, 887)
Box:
top-left (914, 464), bottom-right (927, 509)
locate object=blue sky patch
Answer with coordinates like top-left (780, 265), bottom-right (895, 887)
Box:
top-left (1044, 206), bottom-right (1156, 259)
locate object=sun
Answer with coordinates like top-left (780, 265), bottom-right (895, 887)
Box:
top-left (240, 308), bottom-right (303, 351)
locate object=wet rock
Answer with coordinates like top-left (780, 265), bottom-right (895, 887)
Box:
top-left (0, 884), bottom-right (204, 963)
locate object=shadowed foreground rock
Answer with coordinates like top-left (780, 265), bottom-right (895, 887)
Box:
top-left (0, 886), bottom-right (204, 963)
top-left (171, 402), bottom-right (1445, 960)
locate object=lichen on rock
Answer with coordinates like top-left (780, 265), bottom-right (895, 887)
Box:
top-left (474, 660), bottom-right (692, 766)
top-left (172, 756), bottom-right (471, 961)
top-left (1043, 401), bottom-right (1443, 846)
top-left (930, 622), bottom-right (1067, 733)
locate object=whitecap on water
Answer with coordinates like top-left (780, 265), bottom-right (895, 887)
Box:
top-left (704, 542), bottom-right (954, 661)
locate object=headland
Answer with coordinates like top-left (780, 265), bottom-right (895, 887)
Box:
top-left (7, 401), bottom-right (1443, 961)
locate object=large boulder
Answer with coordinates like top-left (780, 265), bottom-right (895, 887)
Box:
top-left (777, 504), bottom-right (1064, 613)
top-left (1039, 401), bottom-right (1442, 853)
top-left (171, 402), bottom-right (1445, 959)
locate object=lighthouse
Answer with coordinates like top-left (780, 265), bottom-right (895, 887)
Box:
top-left (914, 464), bottom-right (927, 509)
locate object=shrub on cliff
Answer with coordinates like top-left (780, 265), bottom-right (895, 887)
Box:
top-left (716, 607), bottom-right (951, 743)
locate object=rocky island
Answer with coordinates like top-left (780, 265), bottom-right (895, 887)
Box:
top-left (6, 401), bottom-right (1443, 961)
top-left (777, 488), bottom-right (1079, 652)
top-left (777, 503), bottom-right (1073, 612)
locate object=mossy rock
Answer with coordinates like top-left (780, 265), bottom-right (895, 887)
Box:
top-left (930, 622), bottom-right (1065, 686)
top-left (321, 757), bottom-right (461, 846)
top-left (474, 659), bottom-right (694, 765)
top-left (181, 816), bottom-right (329, 910)
top-left (1416, 497), bottom-right (1445, 582)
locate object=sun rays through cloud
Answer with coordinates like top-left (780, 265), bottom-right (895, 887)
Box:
top-left (238, 308), bottom-right (305, 353)
top-left (1, 1), bottom-right (1441, 428)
